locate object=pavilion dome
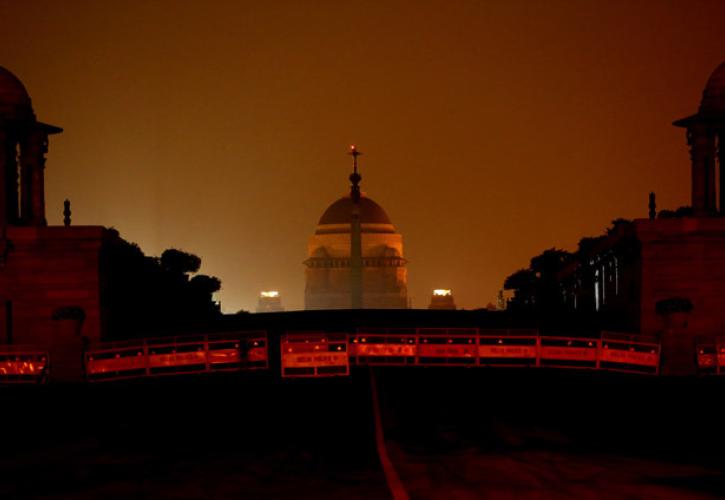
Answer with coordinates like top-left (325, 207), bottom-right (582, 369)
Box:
top-left (318, 194), bottom-right (392, 225)
top-left (315, 194), bottom-right (396, 235)
top-left (0, 66), bottom-right (34, 122)
top-left (700, 61), bottom-right (725, 115)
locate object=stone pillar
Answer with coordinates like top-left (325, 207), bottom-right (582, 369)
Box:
top-left (0, 130), bottom-right (7, 241)
top-left (51, 307), bottom-right (87, 383)
top-left (687, 125), bottom-right (717, 215)
top-left (19, 133), bottom-right (33, 224)
top-left (3, 133), bottom-right (19, 224)
top-left (350, 201), bottom-right (362, 309)
top-left (719, 129), bottom-right (725, 214)
top-left (19, 128), bottom-right (47, 226)
top-left (705, 128), bottom-right (717, 212)
top-left (31, 130), bottom-right (48, 226)
top-left (348, 149), bottom-right (363, 310)
top-left (660, 310), bottom-right (695, 376)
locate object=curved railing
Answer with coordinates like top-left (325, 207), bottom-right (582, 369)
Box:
top-left (3, 328), bottom-right (662, 383)
top-left (85, 331), bottom-right (268, 382)
top-left (281, 329), bottom-right (660, 377)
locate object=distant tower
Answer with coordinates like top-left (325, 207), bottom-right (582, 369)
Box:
top-left (497, 289), bottom-right (506, 310)
top-left (428, 289), bottom-right (456, 310)
top-left (304, 147), bottom-right (408, 310)
top-left (674, 61), bottom-right (725, 215)
top-left (256, 291), bottom-right (283, 313)
top-left (349, 146), bottom-right (363, 309)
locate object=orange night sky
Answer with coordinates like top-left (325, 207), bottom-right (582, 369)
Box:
top-left (1, 1), bottom-right (724, 312)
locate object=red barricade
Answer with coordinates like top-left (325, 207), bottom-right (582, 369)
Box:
top-left (417, 333), bottom-right (477, 365)
top-left (350, 334), bottom-right (417, 365)
top-left (599, 335), bottom-right (659, 374)
top-left (0, 349), bottom-right (49, 383)
top-left (86, 331), bottom-right (268, 381)
top-left (539, 337), bottom-right (599, 368)
top-left (478, 336), bottom-right (538, 366)
top-left (696, 343), bottom-right (716, 374)
top-left (281, 333), bottom-right (349, 377)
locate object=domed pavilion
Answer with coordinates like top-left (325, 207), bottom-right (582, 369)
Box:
top-left (674, 61), bottom-right (725, 215)
top-left (0, 66), bottom-right (63, 228)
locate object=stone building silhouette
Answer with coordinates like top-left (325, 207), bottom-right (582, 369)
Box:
top-left (559, 61), bottom-right (725, 357)
top-left (304, 149), bottom-right (408, 309)
top-left (256, 291), bottom-right (284, 313)
top-left (0, 67), bottom-right (109, 377)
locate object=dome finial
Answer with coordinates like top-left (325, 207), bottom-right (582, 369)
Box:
top-left (348, 145), bottom-right (362, 202)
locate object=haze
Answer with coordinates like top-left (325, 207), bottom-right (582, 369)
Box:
top-left (2, 0), bottom-right (724, 312)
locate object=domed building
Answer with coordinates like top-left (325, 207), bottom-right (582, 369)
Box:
top-left (0, 66), bottom-right (62, 227)
top-left (304, 148), bottom-right (408, 309)
top-left (0, 67), bottom-right (35, 123)
top-left (0, 66), bottom-right (109, 381)
top-left (557, 60), bottom-right (725, 374)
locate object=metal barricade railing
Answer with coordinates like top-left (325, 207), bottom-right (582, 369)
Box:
top-left (695, 342), bottom-right (717, 375)
top-left (349, 328), bottom-right (660, 374)
top-left (0, 346), bottom-right (49, 384)
top-left (599, 332), bottom-right (660, 375)
top-left (478, 335), bottom-right (539, 366)
top-left (281, 332), bottom-right (349, 378)
top-left (716, 337), bottom-right (725, 375)
top-left (80, 328), bottom-right (665, 381)
top-left (538, 337), bottom-right (600, 369)
top-left (349, 334), bottom-right (417, 366)
top-left (85, 331), bottom-right (268, 382)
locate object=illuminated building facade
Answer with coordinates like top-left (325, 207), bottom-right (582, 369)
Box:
top-left (428, 289), bottom-right (456, 310)
top-left (304, 149), bottom-right (408, 310)
top-left (256, 291), bottom-right (283, 312)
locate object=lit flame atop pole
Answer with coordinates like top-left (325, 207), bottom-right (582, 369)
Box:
top-left (433, 289), bottom-right (452, 296)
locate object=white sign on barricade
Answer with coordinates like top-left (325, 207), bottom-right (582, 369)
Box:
top-left (281, 333), bottom-right (349, 377)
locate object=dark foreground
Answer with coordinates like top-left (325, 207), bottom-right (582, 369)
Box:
top-left (1, 369), bottom-right (724, 499)
top-left (0, 373), bottom-right (386, 499)
top-left (377, 368), bottom-right (725, 499)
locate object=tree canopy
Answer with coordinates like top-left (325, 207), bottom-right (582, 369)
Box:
top-left (102, 230), bottom-right (222, 340)
top-left (502, 218), bottom-right (634, 314)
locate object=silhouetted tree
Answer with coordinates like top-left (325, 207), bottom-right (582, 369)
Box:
top-left (576, 235), bottom-right (606, 257)
top-left (161, 248), bottom-right (201, 278)
top-left (101, 230), bottom-right (222, 340)
top-left (606, 218), bottom-right (632, 236)
top-left (503, 248), bottom-right (573, 313)
top-left (504, 269), bottom-right (536, 311)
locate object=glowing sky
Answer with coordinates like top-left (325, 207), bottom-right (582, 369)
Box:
top-left (2, 1), bottom-right (725, 312)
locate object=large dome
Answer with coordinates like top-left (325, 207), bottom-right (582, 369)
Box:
top-left (0, 66), bottom-right (33, 122)
top-left (700, 61), bottom-right (725, 115)
top-left (318, 194), bottom-right (392, 225)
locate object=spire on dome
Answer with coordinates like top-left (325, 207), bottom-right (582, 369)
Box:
top-left (348, 145), bottom-right (362, 203)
